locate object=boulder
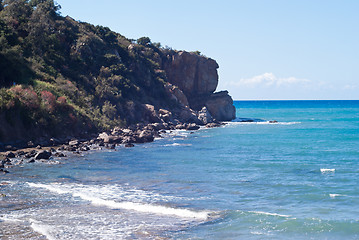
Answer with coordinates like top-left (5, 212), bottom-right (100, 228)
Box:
top-left (122, 136), bottom-right (137, 144)
top-left (54, 152), bottom-right (66, 157)
top-left (111, 127), bottom-right (123, 136)
top-left (206, 122), bottom-right (221, 128)
top-left (6, 152), bottom-right (15, 159)
top-left (68, 139), bottom-right (79, 146)
top-left (136, 130), bottom-right (155, 143)
top-left (98, 132), bottom-right (122, 143)
top-left (177, 107), bottom-right (201, 124)
top-left (141, 104), bottom-right (160, 123)
top-left (186, 123), bottom-right (200, 131)
top-left (205, 91), bottom-right (236, 121)
top-left (25, 150), bottom-right (37, 158)
top-left (158, 109), bottom-right (172, 122)
top-left (100, 135), bottom-right (122, 144)
top-left (164, 83), bottom-right (189, 107)
top-left (197, 106), bottom-right (213, 125)
top-left (34, 150), bottom-right (52, 160)
top-left (175, 124), bottom-right (186, 129)
top-left (16, 151), bottom-right (25, 157)
top-left (98, 132), bottom-right (109, 140)
top-left (148, 122), bottom-right (164, 131)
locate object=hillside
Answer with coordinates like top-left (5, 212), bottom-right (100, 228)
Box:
top-left (0, 0), bottom-right (235, 146)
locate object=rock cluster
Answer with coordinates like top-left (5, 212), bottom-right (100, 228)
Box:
top-left (0, 117), bottom-right (224, 174)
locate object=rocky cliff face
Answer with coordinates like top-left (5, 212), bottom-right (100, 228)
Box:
top-left (162, 51), bottom-right (219, 110)
top-left (161, 51), bottom-right (236, 121)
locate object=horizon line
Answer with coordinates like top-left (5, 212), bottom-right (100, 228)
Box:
top-left (234, 99), bottom-right (359, 101)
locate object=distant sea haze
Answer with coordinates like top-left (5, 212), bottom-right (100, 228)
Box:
top-left (1, 100), bottom-right (359, 239)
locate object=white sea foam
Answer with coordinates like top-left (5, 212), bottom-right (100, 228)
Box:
top-left (329, 194), bottom-right (345, 198)
top-left (251, 231), bottom-right (271, 235)
top-left (320, 168), bottom-right (336, 173)
top-left (27, 182), bottom-right (210, 220)
top-left (249, 211), bottom-right (291, 218)
top-left (29, 219), bottom-right (56, 240)
top-left (74, 192), bottom-right (209, 219)
top-left (229, 121), bottom-right (300, 125)
top-left (164, 143), bottom-right (192, 147)
top-left (0, 216), bottom-right (24, 223)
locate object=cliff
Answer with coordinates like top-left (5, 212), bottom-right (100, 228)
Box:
top-left (161, 51), bottom-right (235, 120)
top-left (0, 0), bottom-right (235, 146)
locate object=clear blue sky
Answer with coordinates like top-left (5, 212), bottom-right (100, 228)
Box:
top-left (57, 0), bottom-right (359, 100)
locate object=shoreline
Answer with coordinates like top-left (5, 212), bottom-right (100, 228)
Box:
top-left (0, 121), bottom-right (224, 174)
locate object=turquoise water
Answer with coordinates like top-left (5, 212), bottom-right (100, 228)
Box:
top-left (1, 100), bottom-right (359, 239)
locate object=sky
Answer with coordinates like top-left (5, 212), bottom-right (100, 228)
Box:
top-left (56, 0), bottom-right (359, 100)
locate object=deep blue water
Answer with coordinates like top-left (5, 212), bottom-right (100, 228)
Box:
top-left (1, 100), bottom-right (359, 239)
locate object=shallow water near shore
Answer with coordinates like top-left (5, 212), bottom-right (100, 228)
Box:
top-left (1, 100), bottom-right (359, 239)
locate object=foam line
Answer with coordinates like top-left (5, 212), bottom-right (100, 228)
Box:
top-left (320, 168), bottom-right (335, 173)
top-left (27, 182), bottom-right (209, 220)
top-left (229, 121), bottom-right (300, 125)
top-left (29, 219), bottom-right (56, 240)
top-left (249, 211), bottom-right (291, 218)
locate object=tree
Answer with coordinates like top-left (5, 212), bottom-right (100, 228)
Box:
top-left (29, 0), bottom-right (61, 13)
top-left (0, 0), bottom-right (32, 37)
top-left (27, 0), bottom-right (61, 56)
top-left (137, 36), bottom-right (151, 46)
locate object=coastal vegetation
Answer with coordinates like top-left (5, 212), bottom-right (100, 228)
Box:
top-left (0, 0), bottom-right (235, 145)
top-left (0, 0), bottom-right (175, 140)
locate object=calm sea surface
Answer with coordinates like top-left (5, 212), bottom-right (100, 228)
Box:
top-left (1, 100), bottom-right (359, 239)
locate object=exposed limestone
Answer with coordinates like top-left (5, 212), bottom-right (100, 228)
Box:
top-left (205, 91), bottom-right (236, 121)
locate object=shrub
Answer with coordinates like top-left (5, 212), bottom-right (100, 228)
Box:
top-left (40, 90), bottom-right (56, 112)
top-left (137, 36), bottom-right (151, 46)
top-left (10, 85), bottom-right (40, 109)
top-left (57, 95), bottom-right (67, 105)
top-left (0, 88), bottom-right (15, 110)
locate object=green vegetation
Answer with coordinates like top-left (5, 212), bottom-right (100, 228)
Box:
top-left (0, 0), bottom-right (175, 141)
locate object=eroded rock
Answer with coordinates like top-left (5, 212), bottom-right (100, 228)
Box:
top-left (205, 91), bottom-right (236, 121)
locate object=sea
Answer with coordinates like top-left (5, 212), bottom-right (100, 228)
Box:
top-left (1, 100), bottom-right (359, 239)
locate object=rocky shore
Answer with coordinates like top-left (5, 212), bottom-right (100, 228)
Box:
top-left (0, 109), bottom-right (225, 174)
top-left (0, 50), bottom-right (237, 174)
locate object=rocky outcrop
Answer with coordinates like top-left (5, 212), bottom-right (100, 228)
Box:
top-left (161, 50), bottom-right (236, 120)
top-left (205, 91), bottom-right (236, 121)
top-left (164, 83), bottom-right (189, 107)
top-left (162, 51), bottom-right (219, 110)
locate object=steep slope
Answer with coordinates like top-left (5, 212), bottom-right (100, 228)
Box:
top-left (0, 0), bottom-right (235, 145)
